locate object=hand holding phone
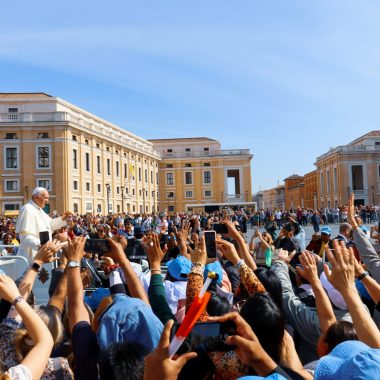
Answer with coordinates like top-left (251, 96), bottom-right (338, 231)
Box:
top-left (39, 231), bottom-right (50, 246)
top-left (212, 223), bottom-right (229, 234)
top-left (84, 239), bottom-right (111, 255)
top-left (204, 231), bottom-right (217, 258)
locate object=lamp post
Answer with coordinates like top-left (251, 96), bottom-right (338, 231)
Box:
top-left (105, 184), bottom-right (111, 214)
top-left (24, 186), bottom-right (29, 204)
top-left (372, 185), bottom-right (375, 205)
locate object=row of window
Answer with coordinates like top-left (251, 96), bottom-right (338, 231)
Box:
top-left (4, 132), bottom-right (49, 139)
top-left (166, 171), bottom-right (211, 186)
top-left (166, 190), bottom-right (212, 198)
top-left (166, 147), bottom-right (210, 152)
top-left (73, 203), bottom-right (151, 214)
top-left (166, 162), bottom-right (211, 168)
top-left (4, 146), bottom-right (51, 170)
top-left (4, 179), bottom-right (51, 192)
top-left (73, 149), bottom-right (157, 183)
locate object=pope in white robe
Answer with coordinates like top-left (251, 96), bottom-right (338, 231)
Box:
top-left (15, 187), bottom-right (70, 263)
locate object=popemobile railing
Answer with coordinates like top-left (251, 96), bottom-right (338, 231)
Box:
top-left (0, 245), bottom-right (29, 280)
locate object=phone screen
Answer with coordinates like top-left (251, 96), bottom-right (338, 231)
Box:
top-left (170, 321), bottom-right (236, 354)
top-left (212, 223), bottom-right (229, 234)
top-left (204, 231), bottom-right (217, 258)
top-left (84, 239), bottom-right (110, 254)
top-left (39, 231), bottom-right (50, 246)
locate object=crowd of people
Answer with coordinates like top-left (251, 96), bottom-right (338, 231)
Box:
top-left (0, 188), bottom-right (380, 379)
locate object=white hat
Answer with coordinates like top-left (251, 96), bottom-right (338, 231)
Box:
top-left (320, 272), bottom-right (348, 310)
top-left (32, 187), bottom-right (47, 196)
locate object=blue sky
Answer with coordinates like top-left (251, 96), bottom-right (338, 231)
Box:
top-left (1, 1), bottom-right (380, 192)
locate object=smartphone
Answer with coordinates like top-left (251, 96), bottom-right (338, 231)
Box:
top-left (39, 231), bottom-right (50, 246)
top-left (84, 239), bottom-right (110, 254)
top-left (212, 223), bottom-right (229, 234)
top-left (289, 250), bottom-right (302, 267)
top-left (204, 230), bottom-right (217, 258)
top-left (170, 321), bottom-right (236, 354)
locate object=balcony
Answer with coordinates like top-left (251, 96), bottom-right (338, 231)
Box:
top-left (316, 144), bottom-right (380, 161)
top-left (0, 112), bottom-right (161, 159)
top-left (162, 149), bottom-right (251, 159)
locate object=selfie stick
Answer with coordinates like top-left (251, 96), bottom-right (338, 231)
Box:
top-left (168, 271), bottom-right (218, 357)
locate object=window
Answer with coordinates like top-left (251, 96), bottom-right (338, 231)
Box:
top-left (117, 205), bottom-right (121, 213)
top-left (115, 150), bottom-right (118, 154)
top-left (73, 149), bottom-right (78, 169)
top-left (85, 139), bottom-right (89, 145)
top-left (96, 143), bottom-right (100, 149)
top-left (133, 205), bottom-right (136, 212)
top-left (85, 152), bottom-right (90, 171)
top-left (38, 132), bottom-right (49, 139)
top-left (97, 156), bottom-right (101, 174)
top-left (185, 148), bottom-right (191, 152)
top-left (5, 147), bottom-right (18, 169)
top-left (139, 190), bottom-right (142, 196)
top-left (204, 171), bottom-right (211, 184)
top-left (37, 179), bottom-right (51, 191)
top-left (5, 180), bottom-right (18, 192)
top-left (3, 204), bottom-right (20, 211)
top-left (185, 172), bottom-right (193, 185)
top-left (145, 169), bottom-right (148, 183)
top-left (351, 165), bottom-right (364, 190)
top-left (8, 108), bottom-right (18, 113)
top-left (204, 162), bottom-right (210, 166)
top-left (107, 159), bottom-right (111, 175)
top-left (205, 190), bottom-right (212, 197)
top-left (117, 187), bottom-right (120, 194)
top-left (125, 187), bottom-right (129, 194)
top-left (37, 146), bottom-right (50, 168)
top-left (73, 203), bottom-right (79, 213)
top-left (166, 173), bottom-right (174, 185)
top-left (185, 163), bottom-right (192, 167)
top-left (151, 170), bottom-right (153, 183)
top-left (116, 161), bottom-right (120, 177)
top-left (167, 149), bottom-right (173, 153)
top-left (320, 172), bottom-right (324, 194)
top-left (72, 135), bottom-right (77, 141)
top-left (152, 190), bottom-right (155, 198)
top-left (73, 181), bottom-right (78, 190)
top-left (86, 182), bottom-right (91, 192)
top-left (185, 190), bottom-right (193, 198)
top-left (5, 133), bottom-right (17, 139)
top-left (204, 147), bottom-right (209, 151)
top-left (86, 203), bottom-right (92, 211)
top-left (106, 147), bottom-right (110, 152)
top-left (166, 164), bottom-right (173, 168)
top-left (333, 168), bottom-right (337, 192)
top-left (167, 192), bottom-right (174, 198)
top-left (326, 170), bottom-right (330, 193)
top-left (132, 189), bottom-right (135, 195)
top-left (97, 204), bottom-right (102, 213)
top-left (124, 163), bottom-right (127, 179)
top-left (97, 184), bottom-right (101, 193)
top-left (138, 167), bottom-right (142, 181)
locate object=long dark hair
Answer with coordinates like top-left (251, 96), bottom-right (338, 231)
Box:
top-left (324, 321), bottom-right (357, 353)
top-left (241, 293), bottom-right (284, 363)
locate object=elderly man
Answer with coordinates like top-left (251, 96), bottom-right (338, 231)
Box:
top-left (15, 187), bottom-right (71, 262)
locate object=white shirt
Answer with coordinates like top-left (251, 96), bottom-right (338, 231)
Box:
top-left (15, 200), bottom-right (66, 263)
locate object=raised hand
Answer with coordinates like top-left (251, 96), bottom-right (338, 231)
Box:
top-left (66, 236), bottom-right (86, 262)
top-left (145, 233), bottom-right (165, 270)
top-left (0, 274), bottom-right (21, 303)
top-left (34, 239), bottom-right (66, 265)
top-left (216, 236), bottom-right (240, 265)
top-left (296, 251), bottom-right (319, 284)
top-left (189, 235), bottom-right (207, 266)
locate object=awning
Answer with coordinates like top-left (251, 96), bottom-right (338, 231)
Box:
top-left (3, 210), bottom-right (19, 217)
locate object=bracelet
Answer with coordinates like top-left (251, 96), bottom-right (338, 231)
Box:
top-left (11, 295), bottom-right (24, 310)
top-left (234, 259), bottom-right (245, 270)
top-left (151, 269), bottom-right (161, 273)
top-left (108, 264), bottom-right (120, 272)
top-left (357, 271), bottom-right (369, 281)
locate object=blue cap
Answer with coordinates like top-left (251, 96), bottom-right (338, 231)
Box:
top-left (97, 294), bottom-right (163, 352)
top-left (84, 288), bottom-right (111, 311)
top-left (204, 261), bottom-right (223, 284)
top-left (359, 225), bottom-right (368, 233)
top-left (238, 374), bottom-right (287, 380)
top-left (167, 256), bottom-right (192, 281)
top-left (315, 340), bottom-right (380, 380)
top-left (320, 226), bottom-right (332, 236)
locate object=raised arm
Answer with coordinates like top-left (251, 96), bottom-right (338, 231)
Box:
top-left (106, 237), bottom-right (150, 305)
top-left (354, 258), bottom-right (380, 304)
top-left (324, 240), bottom-right (380, 348)
top-left (0, 275), bottom-right (53, 380)
top-left (296, 251), bottom-right (336, 334)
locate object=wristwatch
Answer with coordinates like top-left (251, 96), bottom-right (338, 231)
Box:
top-left (31, 262), bottom-right (41, 272)
top-left (357, 271), bottom-right (369, 281)
top-left (67, 261), bottom-right (80, 268)
top-left (11, 295), bottom-right (24, 310)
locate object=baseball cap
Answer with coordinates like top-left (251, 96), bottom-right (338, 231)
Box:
top-left (167, 256), bottom-right (192, 281)
top-left (321, 226), bottom-right (332, 236)
top-left (204, 261), bottom-right (223, 284)
top-left (315, 340), bottom-right (380, 380)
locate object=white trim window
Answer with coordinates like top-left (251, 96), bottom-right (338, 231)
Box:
top-left (2, 203), bottom-right (21, 212)
top-left (73, 180), bottom-right (79, 191)
top-left (204, 190), bottom-right (212, 197)
top-left (185, 190), bottom-right (193, 198)
top-left (185, 171), bottom-right (193, 185)
top-left (4, 146), bottom-right (19, 170)
top-left (203, 170), bottom-right (212, 184)
top-left (4, 179), bottom-right (19, 192)
top-left (166, 173), bottom-right (174, 186)
top-left (36, 145), bottom-right (51, 169)
top-left (37, 179), bottom-right (51, 191)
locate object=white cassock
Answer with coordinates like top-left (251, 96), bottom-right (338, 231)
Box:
top-left (15, 200), bottom-right (66, 263)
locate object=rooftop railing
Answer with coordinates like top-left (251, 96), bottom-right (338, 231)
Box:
top-left (162, 149), bottom-right (251, 159)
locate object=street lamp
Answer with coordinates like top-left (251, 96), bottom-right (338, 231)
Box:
top-left (372, 185), bottom-right (375, 205)
top-left (105, 184), bottom-right (111, 214)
